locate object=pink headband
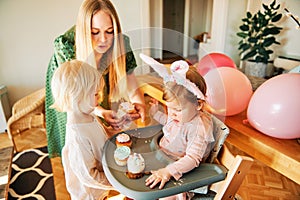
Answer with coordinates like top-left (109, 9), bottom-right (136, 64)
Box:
top-left (140, 53), bottom-right (205, 100)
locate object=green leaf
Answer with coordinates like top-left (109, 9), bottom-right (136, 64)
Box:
top-left (263, 37), bottom-right (275, 47)
top-left (238, 43), bottom-right (245, 50)
top-left (253, 23), bottom-right (260, 32)
top-left (237, 32), bottom-right (248, 38)
top-left (262, 4), bottom-right (269, 11)
top-left (258, 48), bottom-right (267, 54)
top-left (272, 13), bottom-right (282, 22)
top-left (274, 41), bottom-right (280, 45)
top-left (255, 56), bottom-right (268, 64)
top-left (240, 24), bottom-right (249, 31)
top-left (261, 19), bottom-right (268, 27)
top-left (270, 0), bottom-right (276, 8)
top-left (262, 27), bottom-right (281, 36)
top-left (260, 50), bottom-right (270, 59)
top-left (248, 37), bottom-right (258, 43)
top-left (274, 4), bottom-right (280, 10)
top-left (242, 44), bottom-right (251, 51)
top-left (255, 56), bottom-right (264, 63)
top-left (238, 43), bottom-right (251, 52)
top-left (252, 45), bottom-right (260, 52)
top-left (246, 12), bottom-right (252, 18)
top-left (242, 50), bottom-right (257, 60)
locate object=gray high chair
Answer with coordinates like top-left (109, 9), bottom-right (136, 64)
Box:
top-left (139, 86), bottom-right (254, 199)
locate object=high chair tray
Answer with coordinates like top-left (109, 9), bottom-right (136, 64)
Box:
top-left (102, 125), bottom-right (227, 200)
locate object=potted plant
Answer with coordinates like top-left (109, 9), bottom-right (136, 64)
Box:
top-left (237, 0), bottom-right (283, 78)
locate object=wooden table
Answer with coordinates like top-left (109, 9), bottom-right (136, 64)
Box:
top-left (139, 79), bottom-right (300, 185)
top-left (225, 111), bottom-right (300, 185)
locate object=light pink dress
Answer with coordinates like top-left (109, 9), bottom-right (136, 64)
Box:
top-left (62, 118), bottom-right (113, 200)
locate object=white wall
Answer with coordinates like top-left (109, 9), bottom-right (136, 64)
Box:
top-left (276, 0), bottom-right (300, 56)
top-left (0, 0), bottom-right (149, 108)
top-left (224, 0), bottom-right (248, 63)
top-left (111, 0), bottom-right (151, 74)
top-left (0, 0), bottom-right (82, 106)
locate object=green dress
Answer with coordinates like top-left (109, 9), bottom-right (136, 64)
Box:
top-left (45, 26), bottom-right (137, 158)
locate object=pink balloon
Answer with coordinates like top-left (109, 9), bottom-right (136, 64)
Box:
top-left (198, 52), bottom-right (237, 76)
top-left (204, 67), bottom-right (253, 116)
top-left (247, 73), bottom-right (300, 139)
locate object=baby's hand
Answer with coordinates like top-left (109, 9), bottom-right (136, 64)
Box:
top-left (145, 168), bottom-right (171, 189)
top-left (149, 98), bottom-right (159, 116)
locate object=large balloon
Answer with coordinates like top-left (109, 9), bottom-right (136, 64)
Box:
top-left (247, 73), bottom-right (300, 139)
top-left (204, 67), bottom-right (253, 116)
top-left (198, 52), bottom-right (237, 76)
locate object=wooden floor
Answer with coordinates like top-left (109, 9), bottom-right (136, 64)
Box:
top-left (1, 128), bottom-right (299, 200)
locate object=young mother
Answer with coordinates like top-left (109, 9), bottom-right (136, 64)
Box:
top-left (45, 0), bottom-right (145, 158)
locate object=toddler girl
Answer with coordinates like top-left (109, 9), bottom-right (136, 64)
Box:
top-left (51, 60), bottom-right (116, 200)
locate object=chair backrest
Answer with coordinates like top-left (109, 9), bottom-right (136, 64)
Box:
top-left (208, 116), bottom-right (254, 199)
top-left (209, 145), bottom-right (254, 200)
top-left (7, 88), bottom-right (46, 152)
top-left (205, 115), bottom-right (230, 163)
top-left (192, 116), bottom-right (253, 200)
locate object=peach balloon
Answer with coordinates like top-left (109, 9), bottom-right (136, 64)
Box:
top-left (204, 67), bottom-right (253, 116)
top-left (198, 52), bottom-right (237, 76)
top-left (247, 73), bottom-right (300, 139)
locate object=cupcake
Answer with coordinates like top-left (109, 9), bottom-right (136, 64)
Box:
top-left (114, 146), bottom-right (131, 166)
top-left (116, 133), bottom-right (132, 148)
top-left (126, 153), bottom-right (145, 179)
top-left (116, 102), bottom-right (136, 119)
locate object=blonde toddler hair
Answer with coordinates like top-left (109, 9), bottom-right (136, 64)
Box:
top-left (51, 60), bottom-right (101, 113)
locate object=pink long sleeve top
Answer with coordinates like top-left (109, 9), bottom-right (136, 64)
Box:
top-left (153, 110), bottom-right (215, 180)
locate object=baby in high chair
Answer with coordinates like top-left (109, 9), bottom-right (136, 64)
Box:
top-left (140, 54), bottom-right (215, 200)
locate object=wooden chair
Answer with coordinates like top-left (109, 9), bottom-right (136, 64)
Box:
top-left (7, 88), bottom-right (47, 152)
top-left (192, 144), bottom-right (254, 200)
top-left (140, 83), bottom-right (254, 200)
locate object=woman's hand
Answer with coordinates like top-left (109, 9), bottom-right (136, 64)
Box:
top-left (145, 168), bottom-right (171, 189)
top-left (149, 98), bottom-right (159, 116)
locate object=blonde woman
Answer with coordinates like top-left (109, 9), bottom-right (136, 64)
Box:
top-left (46, 0), bottom-right (145, 158)
top-left (51, 60), bottom-right (118, 200)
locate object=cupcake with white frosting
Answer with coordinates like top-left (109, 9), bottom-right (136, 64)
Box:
top-left (116, 102), bottom-right (136, 119)
top-left (126, 153), bottom-right (145, 179)
top-left (116, 133), bottom-right (132, 148)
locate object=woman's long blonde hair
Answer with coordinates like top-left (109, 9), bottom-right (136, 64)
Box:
top-left (75, 0), bottom-right (127, 103)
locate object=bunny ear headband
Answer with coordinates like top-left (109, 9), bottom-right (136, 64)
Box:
top-left (139, 53), bottom-right (205, 100)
